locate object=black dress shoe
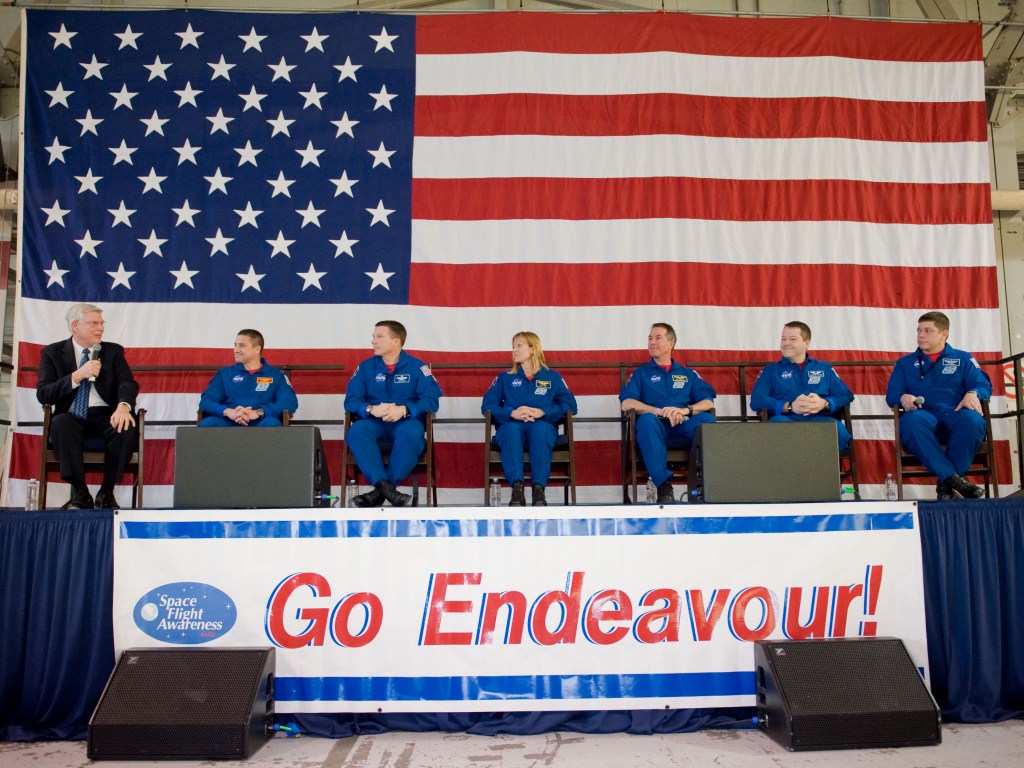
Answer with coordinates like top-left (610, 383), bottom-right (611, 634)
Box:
top-left (531, 484), bottom-right (547, 506)
top-left (656, 481), bottom-right (675, 504)
top-left (509, 481), bottom-right (526, 506)
top-left (352, 487), bottom-right (385, 508)
top-left (946, 473), bottom-right (984, 499)
top-left (375, 480), bottom-right (411, 507)
top-left (94, 490), bottom-right (120, 510)
top-left (61, 489), bottom-right (95, 510)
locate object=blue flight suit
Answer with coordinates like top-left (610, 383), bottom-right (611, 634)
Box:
top-left (885, 343), bottom-right (992, 481)
top-left (750, 355), bottom-right (855, 451)
top-left (482, 368), bottom-right (578, 487)
top-left (344, 351), bottom-right (442, 486)
top-left (198, 359), bottom-right (298, 427)
top-left (619, 359), bottom-right (717, 487)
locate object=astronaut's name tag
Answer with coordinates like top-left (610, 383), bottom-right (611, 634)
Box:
top-left (808, 371), bottom-right (823, 384)
top-left (942, 366), bottom-right (958, 375)
top-left (942, 358), bottom-right (960, 375)
top-left (671, 374), bottom-right (688, 389)
top-left (255, 377), bottom-right (273, 392)
top-left (394, 374), bottom-right (411, 383)
top-left (535, 380), bottom-right (551, 396)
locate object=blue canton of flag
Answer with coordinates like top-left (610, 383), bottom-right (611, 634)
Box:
top-left (22, 9), bottom-right (415, 304)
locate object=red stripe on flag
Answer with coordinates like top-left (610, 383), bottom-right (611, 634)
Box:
top-left (410, 263), bottom-right (998, 309)
top-left (412, 178), bottom-right (992, 225)
top-left (416, 13), bottom-right (982, 62)
top-left (415, 94), bottom-right (987, 143)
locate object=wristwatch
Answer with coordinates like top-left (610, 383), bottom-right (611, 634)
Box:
top-left (783, 402), bottom-right (792, 414)
top-left (255, 409), bottom-right (265, 419)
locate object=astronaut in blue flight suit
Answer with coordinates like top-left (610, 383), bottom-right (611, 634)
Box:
top-left (750, 321), bottom-right (854, 452)
top-left (198, 329), bottom-right (298, 427)
top-left (886, 311), bottom-right (991, 500)
top-left (482, 331), bottom-right (578, 507)
top-left (620, 323), bottom-right (717, 504)
top-left (344, 320), bottom-right (442, 508)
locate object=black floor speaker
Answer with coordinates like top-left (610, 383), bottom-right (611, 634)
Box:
top-left (174, 425), bottom-right (331, 508)
top-left (88, 647), bottom-right (275, 760)
top-left (690, 422), bottom-right (840, 502)
top-left (754, 637), bottom-right (941, 751)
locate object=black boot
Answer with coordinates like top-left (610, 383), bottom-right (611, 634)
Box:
top-left (352, 486), bottom-right (385, 508)
top-left (376, 480), bottom-right (411, 507)
top-left (656, 481), bottom-right (675, 504)
top-left (532, 484), bottom-right (547, 506)
top-left (509, 481), bottom-right (526, 506)
top-left (945, 473), bottom-right (984, 499)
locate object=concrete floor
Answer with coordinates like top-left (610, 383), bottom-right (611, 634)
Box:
top-left (3, 720), bottom-right (1023, 768)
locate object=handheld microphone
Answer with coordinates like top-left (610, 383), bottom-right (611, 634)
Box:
top-left (912, 396), bottom-right (925, 408)
top-left (88, 344), bottom-right (101, 382)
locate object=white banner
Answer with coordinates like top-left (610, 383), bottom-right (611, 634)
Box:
top-left (113, 502), bottom-right (928, 713)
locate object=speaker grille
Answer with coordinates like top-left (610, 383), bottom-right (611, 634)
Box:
top-left (89, 648), bottom-right (274, 760)
top-left (756, 638), bottom-right (940, 751)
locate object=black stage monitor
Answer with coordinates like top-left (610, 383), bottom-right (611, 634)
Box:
top-left (690, 422), bottom-right (840, 503)
top-left (174, 426), bottom-right (330, 508)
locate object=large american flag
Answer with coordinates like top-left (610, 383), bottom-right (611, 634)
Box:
top-left (7, 10), bottom-right (1004, 506)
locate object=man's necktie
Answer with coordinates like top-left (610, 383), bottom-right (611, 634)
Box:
top-left (71, 348), bottom-right (91, 419)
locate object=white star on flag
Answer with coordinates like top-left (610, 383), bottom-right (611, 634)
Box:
top-left (267, 111), bottom-right (294, 137)
top-left (75, 230), bottom-right (102, 258)
top-left (206, 108), bottom-right (234, 134)
top-left (240, 28), bottom-right (267, 52)
top-left (76, 110), bottom-right (103, 136)
top-left (44, 260), bottom-right (70, 287)
top-left (138, 168), bottom-right (167, 193)
top-left (298, 263), bottom-right (327, 290)
top-left (107, 262), bottom-right (136, 289)
top-left (370, 27), bottom-right (399, 53)
top-left (331, 112), bottom-right (359, 138)
top-left (144, 56), bottom-right (172, 81)
top-left (174, 81), bottom-right (202, 107)
top-left (45, 137), bottom-right (70, 164)
top-left (108, 200), bottom-right (137, 228)
top-left (269, 57), bottom-right (296, 82)
top-left (370, 84), bottom-right (397, 112)
top-left (299, 84), bottom-right (326, 110)
top-left (235, 140), bottom-right (262, 167)
top-left (239, 86), bottom-right (267, 112)
top-left (267, 171), bottom-right (296, 198)
top-left (331, 171), bottom-right (358, 198)
top-left (80, 54), bottom-right (108, 80)
top-left (330, 231), bottom-right (358, 257)
top-left (204, 168), bottom-right (233, 194)
top-left (235, 202), bottom-right (263, 228)
top-left (301, 27), bottom-right (329, 52)
top-left (45, 83), bottom-right (74, 108)
top-left (138, 230), bottom-right (168, 257)
top-left (365, 262), bottom-right (394, 290)
top-left (42, 200), bottom-right (70, 227)
top-left (140, 110), bottom-right (169, 136)
top-left (267, 231), bottom-right (296, 257)
top-left (237, 265), bottom-right (266, 292)
top-left (115, 25), bottom-right (143, 50)
top-left (50, 23), bottom-right (77, 49)
top-left (295, 141), bottom-right (324, 167)
top-left (75, 169), bottom-right (102, 195)
top-left (366, 200), bottom-right (395, 227)
top-left (206, 228), bottom-right (234, 256)
top-left (172, 200), bottom-right (201, 227)
top-left (173, 139), bottom-right (202, 165)
top-left (334, 56), bottom-right (361, 82)
top-left (170, 260), bottom-right (200, 288)
top-left (296, 201), bottom-right (325, 228)
top-left (109, 140), bottom-right (137, 165)
top-left (368, 141), bottom-right (395, 168)
top-left (208, 55), bottom-right (235, 80)
top-left (175, 23), bottom-right (203, 49)
top-left (109, 84), bottom-right (137, 110)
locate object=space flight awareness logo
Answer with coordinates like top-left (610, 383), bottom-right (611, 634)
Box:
top-left (133, 582), bottom-right (237, 644)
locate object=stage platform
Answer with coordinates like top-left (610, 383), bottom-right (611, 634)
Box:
top-left (2, 499), bottom-right (1023, 741)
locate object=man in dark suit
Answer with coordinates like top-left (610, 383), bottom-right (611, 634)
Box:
top-left (36, 303), bottom-right (139, 509)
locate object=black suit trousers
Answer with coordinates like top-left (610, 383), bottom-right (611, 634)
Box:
top-left (49, 407), bottom-right (137, 488)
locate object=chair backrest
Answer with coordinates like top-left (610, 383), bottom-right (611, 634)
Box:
top-left (340, 411), bottom-right (436, 506)
top-left (892, 400), bottom-right (999, 499)
top-left (483, 411), bottom-right (576, 505)
top-left (39, 403), bottom-right (146, 508)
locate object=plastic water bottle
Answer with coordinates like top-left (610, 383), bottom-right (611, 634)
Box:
top-left (645, 478), bottom-right (657, 504)
top-left (489, 479), bottom-right (502, 507)
top-left (25, 479), bottom-right (40, 511)
top-left (346, 479), bottom-right (359, 507)
top-left (884, 474), bottom-right (898, 502)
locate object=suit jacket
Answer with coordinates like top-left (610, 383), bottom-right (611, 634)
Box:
top-left (36, 338), bottom-right (139, 415)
